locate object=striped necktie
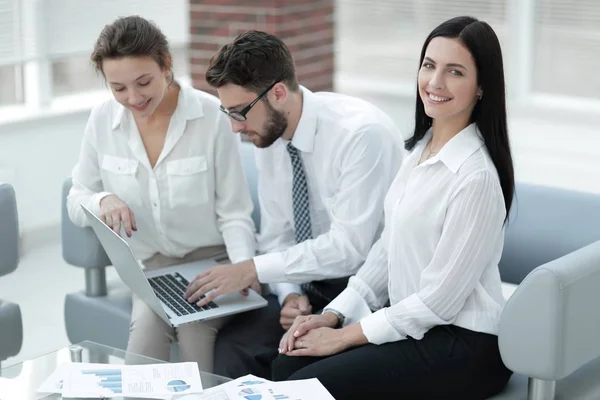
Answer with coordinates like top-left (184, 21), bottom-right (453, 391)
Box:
top-left (286, 142), bottom-right (312, 243)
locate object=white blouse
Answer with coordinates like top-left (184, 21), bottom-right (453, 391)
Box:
top-left (327, 123), bottom-right (507, 345)
top-left (67, 81), bottom-right (256, 263)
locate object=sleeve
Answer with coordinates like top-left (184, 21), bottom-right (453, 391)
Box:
top-left (213, 114), bottom-right (257, 264)
top-left (254, 124), bottom-right (397, 284)
top-left (360, 171), bottom-right (506, 345)
top-left (66, 108), bottom-right (113, 227)
top-left (324, 236), bottom-right (390, 325)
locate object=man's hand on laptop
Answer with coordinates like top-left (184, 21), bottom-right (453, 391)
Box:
top-left (240, 279), bottom-right (262, 297)
top-left (184, 260), bottom-right (258, 307)
top-left (280, 294), bottom-right (312, 330)
top-left (99, 194), bottom-right (137, 237)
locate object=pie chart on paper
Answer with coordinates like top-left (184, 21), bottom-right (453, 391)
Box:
top-left (167, 379), bottom-right (192, 392)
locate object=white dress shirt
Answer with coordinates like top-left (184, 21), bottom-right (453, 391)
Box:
top-left (254, 87), bottom-right (405, 304)
top-left (326, 123), bottom-right (507, 345)
top-left (67, 81), bottom-right (256, 263)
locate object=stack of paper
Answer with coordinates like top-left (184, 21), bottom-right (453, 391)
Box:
top-left (38, 362), bottom-right (203, 399)
top-left (195, 374), bottom-right (335, 400)
top-left (39, 365), bottom-right (335, 399)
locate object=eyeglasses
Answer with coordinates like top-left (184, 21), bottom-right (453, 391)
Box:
top-left (219, 77), bottom-right (283, 122)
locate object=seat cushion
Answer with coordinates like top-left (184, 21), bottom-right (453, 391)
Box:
top-left (0, 300), bottom-right (23, 360)
top-left (64, 280), bottom-right (132, 350)
top-left (489, 357), bottom-right (600, 399)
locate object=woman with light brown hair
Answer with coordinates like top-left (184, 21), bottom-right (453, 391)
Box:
top-left (67, 15), bottom-right (257, 372)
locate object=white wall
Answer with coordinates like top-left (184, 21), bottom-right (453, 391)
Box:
top-left (1, 86), bottom-right (599, 253)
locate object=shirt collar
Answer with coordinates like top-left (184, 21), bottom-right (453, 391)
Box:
top-left (177, 80), bottom-right (205, 120)
top-left (289, 86), bottom-right (318, 153)
top-left (111, 103), bottom-right (125, 130)
top-left (111, 80), bottom-right (204, 131)
top-left (426, 123), bottom-right (485, 173)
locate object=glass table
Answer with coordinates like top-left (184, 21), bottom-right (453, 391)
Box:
top-left (0, 340), bottom-right (231, 399)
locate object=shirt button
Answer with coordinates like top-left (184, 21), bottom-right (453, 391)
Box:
top-left (153, 202), bottom-right (157, 207)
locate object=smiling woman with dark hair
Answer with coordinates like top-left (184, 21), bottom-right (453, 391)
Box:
top-left (273, 16), bottom-right (515, 399)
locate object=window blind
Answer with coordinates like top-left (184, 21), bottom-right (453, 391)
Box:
top-left (42, 0), bottom-right (189, 58)
top-left (533, 0), bottom-right (600, 99)
top-left (0, 0), bottom-right (21, 66)
top-left (335, 0), bottom-right (509, 89)
top-left (0, 0), bottom-right (189, 64)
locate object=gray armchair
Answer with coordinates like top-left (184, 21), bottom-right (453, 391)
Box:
top-left (61, 141), bottom-right (261, 351)
top-left (490, 185), bottom-right (600, 400)
top-left (0, 183), bottom-right (23, 367)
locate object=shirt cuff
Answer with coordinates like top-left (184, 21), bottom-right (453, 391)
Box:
top-left (221, 227), bottom-right (257, 264)
top-left (254, 252), bottom-right (286, 283)
top-left (360, 309), bottom-right (404, 345)
top-left (269, 283), bottom-right (304, 305)
top-left (324, 287), bottom-right (372, 326)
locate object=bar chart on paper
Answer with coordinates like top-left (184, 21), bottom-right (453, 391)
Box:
top-left (60, 362), bottom-right (203, 398)
top-left (80, 368), bottom-right (125, 394)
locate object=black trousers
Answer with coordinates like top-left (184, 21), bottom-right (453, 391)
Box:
top-left (213, 294), bottom-right (284, 379)
top-left (272, 325), bottom-right (512, 400)
top-left (214, 278), bottom-right (349, 379)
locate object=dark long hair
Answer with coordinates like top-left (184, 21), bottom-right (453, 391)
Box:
top-left (405, 16), bottom-right (514, 218)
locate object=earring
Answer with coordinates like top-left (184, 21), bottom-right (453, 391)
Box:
top-left (477, 91), bottom-right (483, 100)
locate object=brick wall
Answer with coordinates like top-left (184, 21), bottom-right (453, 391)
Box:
top-left (189, 0), bottom-right (334, 94)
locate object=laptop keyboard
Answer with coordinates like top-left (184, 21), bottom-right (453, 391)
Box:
top-left (148, 272), bottom-right (219, 318)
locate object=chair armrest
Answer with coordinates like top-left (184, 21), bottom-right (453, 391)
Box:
top-left (61, 178), bottom-right (110, 269)
top-left (61, 178), bottom-right (110, 296)
top-left (498, 239), bottom-right (600, 380)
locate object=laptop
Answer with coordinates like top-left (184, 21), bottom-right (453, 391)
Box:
top-left (81, 204), bottom-right (267, 327)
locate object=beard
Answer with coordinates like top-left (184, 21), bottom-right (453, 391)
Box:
top-left (246, 100), bottom-right (288, 149)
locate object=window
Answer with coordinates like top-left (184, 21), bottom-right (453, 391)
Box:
top-left (0, 0), bottom-right (190, 110)
top-left (52, 55), bottom-right (103, 97)
top-left (0, 0), bottom-right (23, 106)
top-left (335, 0), bottom-right (600, 107)
top-left (0, 64), bottom-right (23, 105)
top-left (43, 0), bottom-right (190, 96)
top-left (335, 0), bottom-right (508, 93)
top-left (533, 0), bottom-right (600, 99)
